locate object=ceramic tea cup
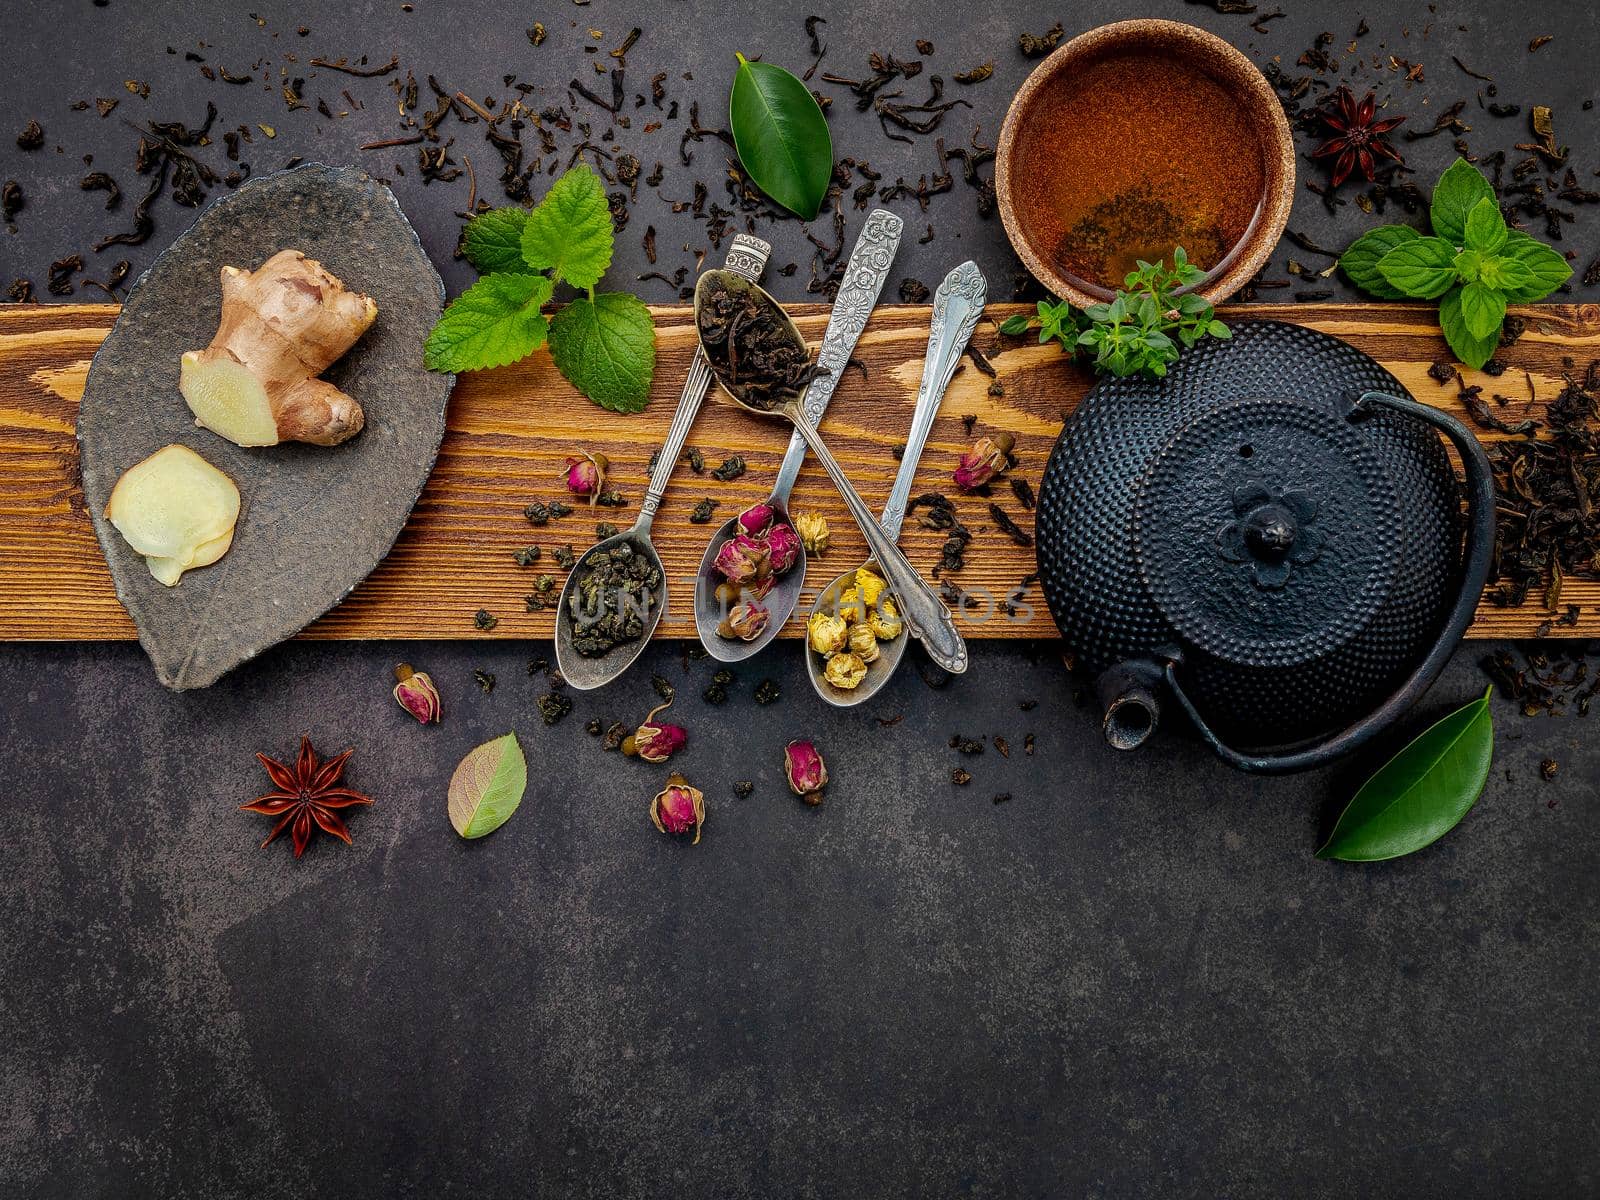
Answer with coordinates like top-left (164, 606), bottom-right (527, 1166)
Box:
top-left (995, 18), bottom-right (1295, 307)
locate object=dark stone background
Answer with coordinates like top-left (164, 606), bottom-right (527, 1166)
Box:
top-left (2, 2), bottom-right (1597, 1196)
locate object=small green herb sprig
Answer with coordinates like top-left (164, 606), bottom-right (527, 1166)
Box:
top-left (999, 248), bottom-right (1231, 378)
top-left (1340, 158), bottom-right (1571, 370)
top-left (424, 163), bottom-right (656, 414)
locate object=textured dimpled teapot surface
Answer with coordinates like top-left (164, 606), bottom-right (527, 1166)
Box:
top-left (1035, 321), bottom-right (1464, 750)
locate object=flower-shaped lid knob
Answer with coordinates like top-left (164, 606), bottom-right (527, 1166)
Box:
top-left (1134, 397), bottom-right (1403, 669)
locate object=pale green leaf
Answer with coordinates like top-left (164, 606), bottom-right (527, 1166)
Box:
top-left (549, 292), bottom-right (656, 414)
top-left (521, 163), bottom-right (615, 290)
top-left (1430, 158), bottom-right (1495, 246)
top-left (424, 273), bottom-right (553, 373)
top-left (448, 733), bottom-right (528, 839)
top-left (1317, 689), bottom-right (1493, 862)
top-left (462, 207), bottom-right (533, 274)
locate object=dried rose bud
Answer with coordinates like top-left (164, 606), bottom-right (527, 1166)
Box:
top-left (824, 651), bottom-right (868, 690)
top-left (713, 533), bottom-right (771, 583)
top-left (718, 599), bottom-right (770, 642)
top-left (650, 772), bottom-right (705, 843)
top-left (736, 502), bottom-right (776, 537)
top-left (562, 451), bottom-right (609, 504)
top-left (847, 622), bottom-right (880, 663)
top-left (795, 511), bottom-right (830, 555)
top-left (392, 663), bottom-right (441, 724)
top-left (784, 739), bottom-right (828, 805)
top-left (807, 611), bottom-right (850, 655)
top-left (622, 700), bottom-right (687, 763)
top-left (954, 432), bottom-right (1014, 491)
top-left (765, 521), bottom-right (802, 574)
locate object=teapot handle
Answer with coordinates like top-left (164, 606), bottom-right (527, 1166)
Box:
top-left (1161, 389), bottom-right (1496, 775)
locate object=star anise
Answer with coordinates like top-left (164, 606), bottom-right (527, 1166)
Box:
top-left (1311, 86), bottom-right (1405, 187)
top-left (241, 736), bottom-right (372, 858)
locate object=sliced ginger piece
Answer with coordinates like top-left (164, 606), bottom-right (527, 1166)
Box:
top-left (105, 444), bottom-right (241, 587)
top-left (180, 249), bottom-right (376, 447)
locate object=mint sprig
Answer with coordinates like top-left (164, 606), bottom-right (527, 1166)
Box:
top-left (1001, 247), bottom-right (1230, 379)
top-left (1339, 158), bottom-right (1571, 370)
top-left (425, 163), bottom-right (656, 414)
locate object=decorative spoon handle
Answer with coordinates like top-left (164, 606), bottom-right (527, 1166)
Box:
top-left (882, 261), bottom-right (986, 540)
top-left (786, 417), bottom-right (968, 674)
top-left (770, 209), bottom-right (904, 503)
top-left (636, 233), bottom-right (771, 528)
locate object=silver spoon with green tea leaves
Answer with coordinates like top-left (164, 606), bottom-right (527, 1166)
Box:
top-left (554, 233), bottom-right (772, 692)
top-left (692, 208), bottom-right (903, 663)
top-left (693, 269), bottom-right (969, 677)
top-left (805, 262), bottom-right (986, 706)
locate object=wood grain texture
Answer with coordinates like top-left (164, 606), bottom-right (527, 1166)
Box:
top-left (2, 300), bottom-right (1597, 642)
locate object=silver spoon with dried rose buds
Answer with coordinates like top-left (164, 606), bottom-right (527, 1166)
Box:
top-left (554, 232), bottom-right (772, 692)
top-left (694, 269), bottom-right (969, 677)
top-left (805, 261), bottom-right (986, 706)
top-left (692, 208), bottom-right (904, 662)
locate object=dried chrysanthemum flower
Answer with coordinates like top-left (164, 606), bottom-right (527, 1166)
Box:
top-left (807, 611), bottom-right (849, 655)
top-left (867, 597), bottom-right (903, 640)
top-left (562, 451), bottom-right (609, 504)
top-left (954, 432), bottom-right (1014, 491)
top-left (847, 622), bottom-right (880, 663)
top-left (784, 739), bottom-right (828, 805)
top-left (622, 699), bottom-right (687, 763)
top-left (835, 586), bottom-right (866, 625)
top-left (855, 568), bottom-right (887, 608)
top-left (765, 521), bottom-right (802, 574)
top-left (392, 663), bottom-right (441, 724)
top-left (736, 502), bottom-right (775, 538)
top-left (824, 651), bottom-right (868, 690)
top-left (713, 533), bottom-right (771, 583)
top-left (718, 598), bottom-right (770, 642)
top-left (649, 773), bottom-right (705, 843)
top-left (795, 511), bottom-right (830, 554)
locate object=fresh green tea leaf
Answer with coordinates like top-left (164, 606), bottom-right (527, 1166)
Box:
top-left (1430, 158), bottom-right (1495, 246)
top-left (1496, 230), bottom-right (1573, 301)
top-left (729, 53), bottom-right (833, 220)
top-left (463, 207), bottom-right (533, 274)
top-left (549, 291), bottom-right (656, 414)
top-left (1462, 196), bottom-right (1508, 254)
top-left (1438, 286), bottom-right (1500, 369)
top-left (1459, 281), bottom-right (1508, 340)
top-left (998, 313), bottom-right (1032, 336)
top-left (1377, 236), bottom-right (1461, 299)
top-left (424, 273), bottom-right (553, 373)
top-left (522, 163), bottom-right (614, 290)
top-left (448, 732), bottom-right (528, 839)
top-left (1317, 688), bottom-right (1493, 862)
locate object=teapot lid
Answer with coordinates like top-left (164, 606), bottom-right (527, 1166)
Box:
top-left (1133, 397), bottom-right (1402, 668)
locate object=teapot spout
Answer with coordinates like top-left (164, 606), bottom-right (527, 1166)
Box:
top-left (1095, 660), bottom-right (1163, 752)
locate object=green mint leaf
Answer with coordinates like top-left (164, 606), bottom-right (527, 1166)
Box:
top-left (1377, 236), bottom-right (1461, 300)
top-left (1453, 247), bottom-right (1485, 284)
top-left (1496, 230), bottom-right (1573, 302)
top-left (462, 207), bottom-right (533, 274)
top-left (998, 313), bottom-right (1032, 335)
top-left (1462, 196), bottom-right (1508, 254)
top-left (1430, 158), bottom-right (1495, 247)
top-left (548, 291), bottom-right (656, 414)
top-left (521, 163), bottom-right (614, 290)
top-left (1207, 320), bottom-right (1232, 339)
top-left (1340, 225), bottom-right (1420, 299)
top-left (729, 53), bottom-right (834, 220)
top-left (1438, 286), bottom-right (1500, 370)
top-left (1476, 254), bottom-right (1535, 293)
top-left (1317, 688), bottom-right (1492, 862)
top-left (424, 273), bottom-right (553, 373)
top-left (1458, 281), bottom-right (1507, 341)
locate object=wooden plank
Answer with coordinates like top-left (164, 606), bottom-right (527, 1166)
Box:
top-left (1, 300), bottom-right (1596, 642)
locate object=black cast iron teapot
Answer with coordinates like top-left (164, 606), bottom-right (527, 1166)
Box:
top-left (1035, 320), bottom-right (1495, 774)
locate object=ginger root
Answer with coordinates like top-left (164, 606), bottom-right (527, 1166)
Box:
top-left (105, 444), bottom-right (241, 586)
top-left (180, 250), bottom-right (377, 447)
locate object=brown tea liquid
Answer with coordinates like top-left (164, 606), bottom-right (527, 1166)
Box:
top-left (1011, 50), bottom-right (1266, 296)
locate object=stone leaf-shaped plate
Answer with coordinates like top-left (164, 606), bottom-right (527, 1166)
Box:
top-left (78, 163), bottom-right (452, 689)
